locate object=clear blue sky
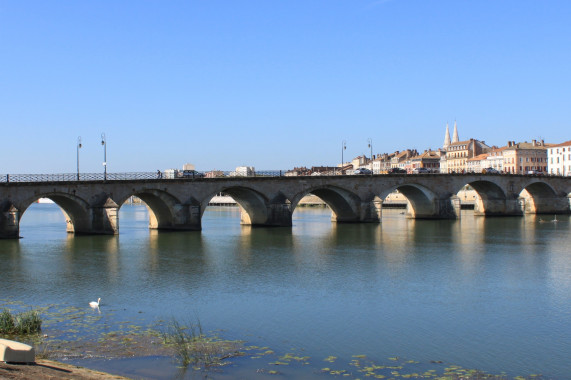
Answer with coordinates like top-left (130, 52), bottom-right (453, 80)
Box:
top-left (1, 0), bottom-right (570, 173)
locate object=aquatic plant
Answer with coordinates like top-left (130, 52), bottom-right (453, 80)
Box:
top-left (160, 318), bottom-right (244, 368)
top-left (15, 310), bottom-right (42, 334)
top-left (0, 308), bottom-right (42, 335)
top-left (0, 309), bottom-right (16, 333)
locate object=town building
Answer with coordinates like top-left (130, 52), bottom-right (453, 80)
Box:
top-left (372, 153), bottom-right (396, 174)
top-left (204, 170), bottom-right (225, 178)
top-left (351, 156), bottom-right (369, 170)
top-left (391, 149), bottom-right (418, 170)
top-left (439, 149), bottom-right (448, 173)
top-left (311, 166), bottom-right (338, 175)
top-left (486, 146), bottom-right (507, 172)
top-left (445, 139), bottom-right (491, 173)
top-left (230, 166), bottom-right (255, 177)
top-left (441, 120), bottom-right (492, 173)
top-left (466, 153), bottom-right (489, 173)
top-left (410, 150), bottom-right (441, 173)
top-left (502, 140), bottom-right (548, 174)
top-left (285, 167), bottom-right (312, 176)
top-left (547, 140), bottom-right (571, 176)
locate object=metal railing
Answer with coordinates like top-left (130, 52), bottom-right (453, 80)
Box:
top-left (1, 170), bottom-right (568, 183)
top-left (0, 170), bottom-right (288, 183)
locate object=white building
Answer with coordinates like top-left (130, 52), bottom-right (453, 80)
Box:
top-left (371, 153), bottom-right (393, 174)
top-left (163, 169), bottom-right (179, 179)
top-left (548, 140), bottom-right (571, 176)
top-left (466, 153), bottom-right (488, 173)
top-left (231, 166), bottom-right (255, 177)
top-left (439, 149), bottom-right (448, 173)
top-left (486, 146), bottom-right (506, 172)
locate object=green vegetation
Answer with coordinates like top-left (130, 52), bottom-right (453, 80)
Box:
top-left (0, 308), bottom-right (42, 335)
top-left (160, 318), bottom-right (244, 368)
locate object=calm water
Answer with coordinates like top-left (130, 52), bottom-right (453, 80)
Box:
top-left (1, 203), bottom-right (570, 379)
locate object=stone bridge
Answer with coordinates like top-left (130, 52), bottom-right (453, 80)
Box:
top-left (1, 174), bottom-right (570, 238)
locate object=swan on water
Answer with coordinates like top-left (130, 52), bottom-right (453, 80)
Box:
top-left (89, 298), bottom-right (101, 308)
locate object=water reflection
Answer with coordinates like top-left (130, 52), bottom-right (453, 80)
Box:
top-left (3, 204), bottom-right (571, 378)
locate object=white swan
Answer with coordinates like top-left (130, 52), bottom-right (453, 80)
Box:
top-left (89, 298), bottom-right (101, 308)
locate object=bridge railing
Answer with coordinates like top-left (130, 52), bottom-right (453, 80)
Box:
top-left (0, 171), bottom-right (288, 183)
top-left (1, 171), bottom-right (568, 183)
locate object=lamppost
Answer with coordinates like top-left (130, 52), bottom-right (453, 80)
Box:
top-left (341, 140), bottom-right (347, 175)
top-left (101, 133), bottom-right (107, 180)
top-left (76, 136), bottom-right (82, 180)
top-left (367, 138), bottom-right (373, 174)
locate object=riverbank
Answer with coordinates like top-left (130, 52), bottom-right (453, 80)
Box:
top-left (0, 359), bottom-right (129, 379)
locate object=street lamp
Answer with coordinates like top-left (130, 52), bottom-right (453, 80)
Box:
top-left (367, 138), bottom-right (373, 174)
top-left (76, 137), bottom-right (82, 180)
top-left (101, 133), bottom-right (107, 180)
top-left (341, 140), bottom-right (347, 175)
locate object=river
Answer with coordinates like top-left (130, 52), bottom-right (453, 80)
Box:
top-left (1, 203), bottom-right (570, 379)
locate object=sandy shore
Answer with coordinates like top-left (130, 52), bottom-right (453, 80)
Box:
top-left (0, 359), bottom-right (129, 380)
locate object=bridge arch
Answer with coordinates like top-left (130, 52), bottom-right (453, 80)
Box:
top-left (117, 190), bottom-right (185, 230)
top-left (18, 193), bottom-right (92, 234)
top-left (291, 185), bottom-right (364, 222)
top-left (453, 179), bottom-right (517, 216)
top-left (379, 183), bottom-right (439, 219)
top-left (200, 186), bottom-right (271, 225)
top-left (517, 180), bottom-right (569, 214)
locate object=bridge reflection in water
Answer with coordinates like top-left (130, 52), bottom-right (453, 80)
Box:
top-left (1, 173), bottom-right (570, 238)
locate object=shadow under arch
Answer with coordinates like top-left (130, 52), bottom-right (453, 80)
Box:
top-left (19, 193), bottom-right (92, 234)
top-left (290, 185), bottom-right (362, 222)
top-left (379, 184), bottom-right (437, 219)
top-left (117, 190), bottom-right (183, 230)
top-left (518, 180), bottom-right (569, 214)
top-left (454, 179), bottom-right (513, 216)
top-left (200, 186), bottom-right (270, 225)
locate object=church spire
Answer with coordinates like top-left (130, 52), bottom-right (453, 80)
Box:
top-left (452, 120), bottom-right (459, 143)
top-left (443, 122), bottom-right (451, 149)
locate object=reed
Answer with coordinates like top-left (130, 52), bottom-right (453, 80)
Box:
top-left (0, 309), bottom-right (15, 333)
top-left (0, 308), bottom-right (42, 335)
top-left (160, 318), bottom-right (243, 368)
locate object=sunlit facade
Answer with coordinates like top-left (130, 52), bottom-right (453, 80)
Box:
top-left (503, 140), bottom-right (548, 174)
top-left (548, 140), bottom-right (571, 176)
